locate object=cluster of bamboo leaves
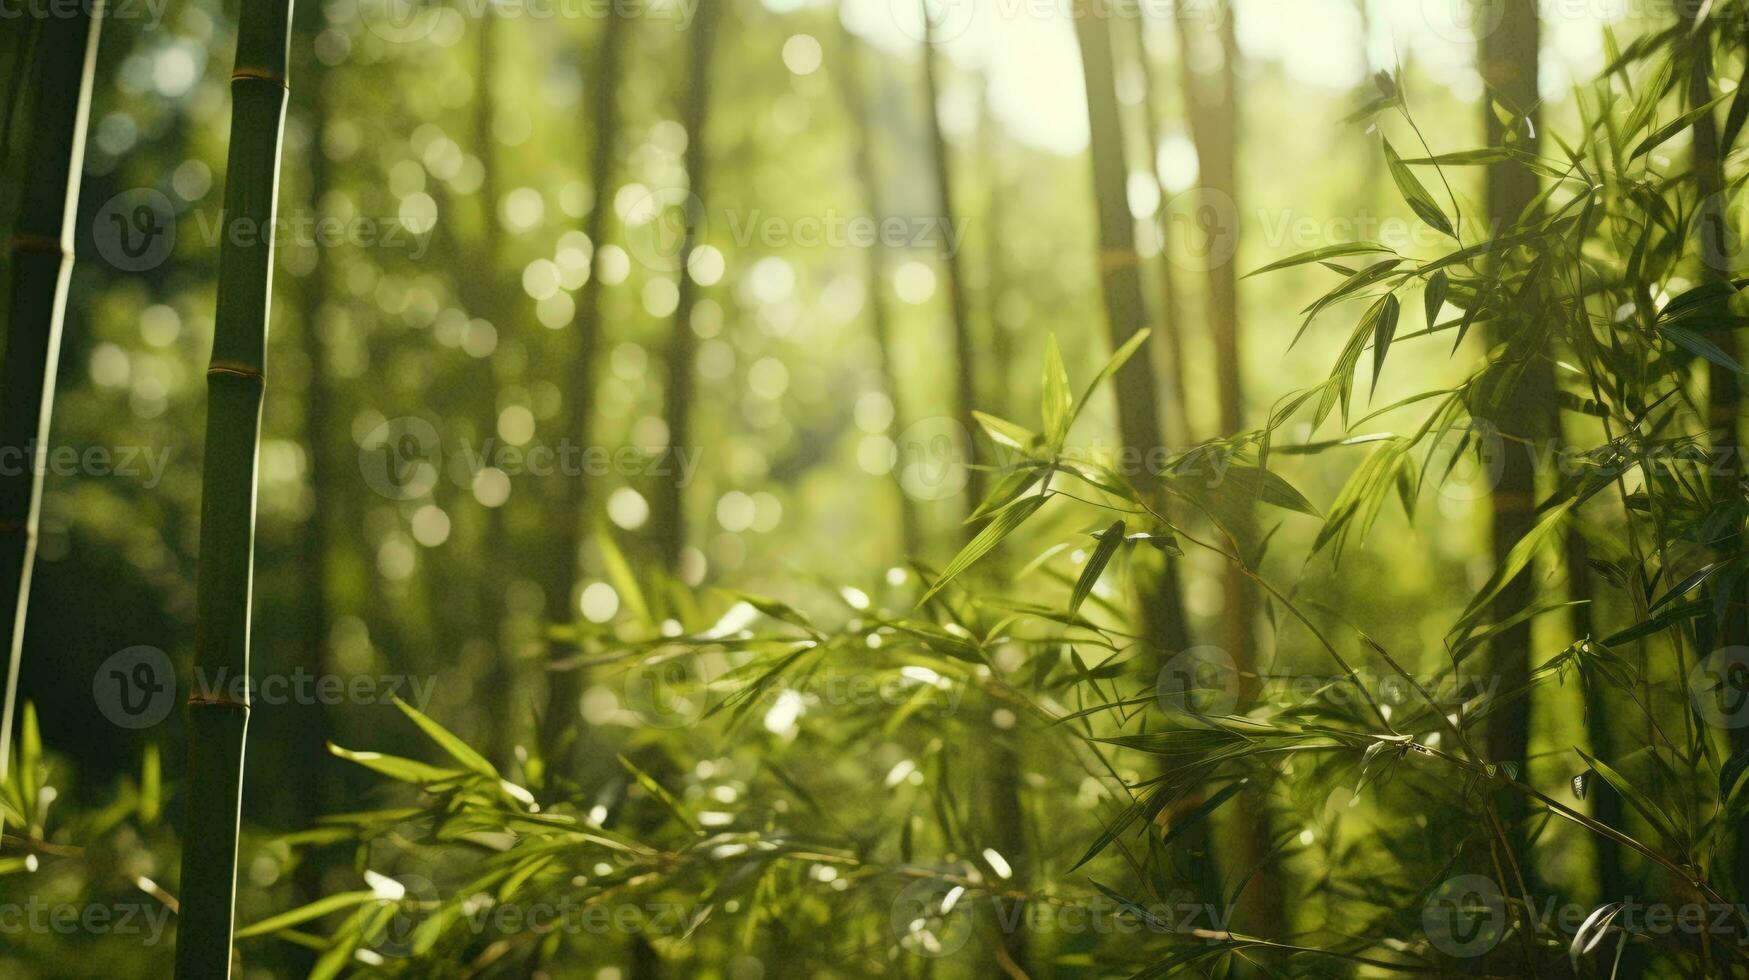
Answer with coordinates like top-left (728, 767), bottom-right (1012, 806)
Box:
top-left (219, 9), bottom-right (1749, 976)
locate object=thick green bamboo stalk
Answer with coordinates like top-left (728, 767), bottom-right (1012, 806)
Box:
top-left (1168, 0), bottom-right (1285, 938)
top-left (920, 14), bottom-right (982, 524)
top-left (176, 0), bottom-right (295, 975)
top-left (651, 0), bottom-right (723, 575)
top-left (1072, 6), bottom-right (1190, 657)
top-left (0, 6), bottom-right (102, 833)
top-left (540, 5), bottom-right (631, 765)
top-left (1477, 0), bottom-right (1541, 858)
top-left (1676, 0), bottom-right (1749, 908)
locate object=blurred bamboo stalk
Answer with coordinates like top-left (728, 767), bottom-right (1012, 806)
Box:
top-left (921, 7), bottom-right (983, 527)
top-left (1131, 23), bottom-right (1194, 449)
top-left (833, 23), bottom-right (923, 561)
top-left (651, 0), bottom-right (724, 577)
top-left (1168, 0), bottom-right (1285, 938)
top-left (540, 0), bottom-right (631, 772)
top-left (177, 0), bottom-right (296, 973)
top-left (0, 3), bottom-right (102, 839)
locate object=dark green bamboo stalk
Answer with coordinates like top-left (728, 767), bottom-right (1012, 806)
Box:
top-left (471, 6), bottom-right (519, 770)
top-left (176, 0), bottom-right (295, 974)
top-left (1074, 5), bottom-right (1191, 658)
top-left (651, 0), bottom-right (723, 575)
top-left (0, 5), bottom-right (102, 835)
top-left (1477, 0), bottom-right (1542, 856)
top-left (920, 13), bottom-right (982, 522)
top-left (540, 4), bottom-right (630, 766)
top-left (1676, 0), bottom-right (1749, 906)
top-left (834, 24), bottom-right (922, 561)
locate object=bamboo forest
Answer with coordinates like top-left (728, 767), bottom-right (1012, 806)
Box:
top-left (17, 0), bottom-right (1749, 976)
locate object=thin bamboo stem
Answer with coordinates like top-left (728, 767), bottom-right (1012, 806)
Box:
top-left (0, 4), bottom-right (102, 840)
top-left (175, 0), bottom-right (295, 974)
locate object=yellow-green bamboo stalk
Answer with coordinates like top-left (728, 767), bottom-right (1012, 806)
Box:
top-left (0, 6), bottom-right (102, 838)
top-left (651, 0), bottom-right (724, 575)
top-left (175, 0), bottom-right (295, 974)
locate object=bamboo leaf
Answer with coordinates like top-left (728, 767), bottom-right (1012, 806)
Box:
top-left (1661, 324), bottom-right (1746, 374)
top-left (1575, 747), bottom-right (1680, 846)
top-left (1071, 328), bottom-right (1150, 428)
top-left (1371, 293), bottom-right (1401, 395)
top-left (1244, 242), bottom-right (1396, 279)
top-left (393, 697), bottom-right (499, 779)
top-left (919, 494), bottom-right (1046, 605)
top-left (1424, 270), bottom-right (1449, 328)
top-left (1630, 91), bottom-right (1732, 159)
top-left (236, 891), bottom-right (379, 939)
top-left (1042, 334), bottom-right (1072, 449)
top-left (1069, 521), bottom-right (1124, 614)
top-left (1384, 137), bottom-right (1455, 238)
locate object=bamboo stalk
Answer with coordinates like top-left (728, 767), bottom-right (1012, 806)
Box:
top-left (1130, 23), bottom-right (1194, 449)
top-left (651, 0), bottom-right (724, 575)
top-left (834, 23), bottom-right (923, 561)
top-left (1677, 0), bottom-right (1749, 908)
top-left (920, 13), bottom-right (982, 524)
top-left (176, 0), bottom-right (296, 974)
top-left (1477, 0), bottom-right (1542, 859)
top-left (1072, 4), bottom-right (1191, 657)
top-left (540, 2), bottom-right (631, 766)
top-left (0, 5), bottom-right (102, 839)
top-left (1168, 0), bottom-right (1286, 938)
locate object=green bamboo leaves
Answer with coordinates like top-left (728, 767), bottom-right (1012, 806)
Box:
top-left (1383, 137), bottom-right (1455, 238)
top-left (0, 1), bottom-right (102, 843)
top-left (176, 0), bottom-right (297, 975)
